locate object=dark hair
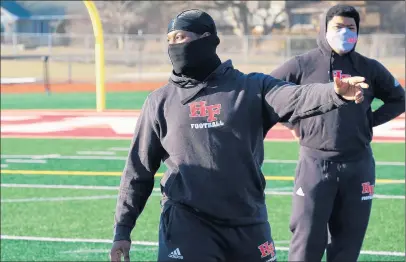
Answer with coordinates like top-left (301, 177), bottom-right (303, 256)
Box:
top-left (326, 4), bottom-right (360, 32)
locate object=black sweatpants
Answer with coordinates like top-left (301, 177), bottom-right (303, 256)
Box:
top-left (288, 152), bottom-right (375, 262)
top-left (157, 201), bottom-right (277, 262)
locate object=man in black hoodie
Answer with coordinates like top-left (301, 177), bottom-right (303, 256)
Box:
top-left (271, 4), bottom-right (405, 262)
top-left (109, 9), bottom-right (369, 262)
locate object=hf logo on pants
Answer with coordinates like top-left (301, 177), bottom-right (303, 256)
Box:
top-left (361, 182), bottom-right (375, 201)
top-left (258, 241), bottom-right (277, 261)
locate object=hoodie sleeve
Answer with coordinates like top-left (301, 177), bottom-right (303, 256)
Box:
top-left (269, 57), bottom-right (303, 129)
top-left (372, 61), bottom-right (405, 127)
top-left (262, 75), bottom-right (348, 125)
top-left (113, 95), bottom-right (165, 242)
top-left (270, 56), bottom-right (302, 84)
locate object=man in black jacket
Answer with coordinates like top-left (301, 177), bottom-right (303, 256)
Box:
top-left (271, 4), bottom-right (405, 262)
top-left (110, 9), bottom-right (368, 262)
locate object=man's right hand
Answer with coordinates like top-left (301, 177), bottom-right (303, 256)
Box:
top-left (110, 240), bottom-right (131, 262)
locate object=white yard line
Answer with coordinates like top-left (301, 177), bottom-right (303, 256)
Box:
top-left (61, 248), bottom-right (157, 254)
top-left (0, 235), bottom-right (157, 246)
top-left (108, 147), bottom-right (130, 151)
top-left (1, 164), bottom-right (9, 168)
top-left (1, 184), bottom-right (120, 190)
top-left (1, 195), bottom-right (117, 203)
top-left (263, 159), bottom-right (405, 166)
top-left (5, 159), bottom-right (47, 164)
top-left (1, 154), bottom-right (404, 166)
top-left (76, 151), bottom-right (116, 156)
top-left (1, 154), bottom-right (127, 161)
top-left (1, 184), bottom-right (404, 200)
top-left (1, 235), bottom-right (404, 257)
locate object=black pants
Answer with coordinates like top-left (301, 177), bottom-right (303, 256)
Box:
top-left (158, 201), bottom-right (277, 262)
top-left (288, 153), bottom-right (375, 262)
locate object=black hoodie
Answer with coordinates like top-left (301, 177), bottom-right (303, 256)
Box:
top-left (271, 12), bottom-right (405, 161)
top-left (113, 59), bottom-right (350, 241)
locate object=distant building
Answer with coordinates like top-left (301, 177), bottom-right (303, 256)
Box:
top-left (1, 0), bottom-right (59, 34)
top-left (0, 1), bottom-right (86, 35)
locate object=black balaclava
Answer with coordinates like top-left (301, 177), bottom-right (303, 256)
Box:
top-left (167, 9), bottom-right (222, 81)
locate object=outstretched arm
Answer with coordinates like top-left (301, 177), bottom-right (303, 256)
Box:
top-left (270, 57), bottom-right (303, 138)
top-left (262, 75), bottom-right (368, 125)
top-left (113, 96), bottom-right (165, 242)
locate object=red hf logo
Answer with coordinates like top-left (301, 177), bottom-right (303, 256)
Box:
top-left (362, 182), bottom-right (374, 195)
top-left (361, 182), bottom-right (374, 201)
top-left (258, 241), bottom-right (276, 259)
top-left (333, 70), bottom-right (351, 79)
top-left (189, 101), bottom-right (221, 122)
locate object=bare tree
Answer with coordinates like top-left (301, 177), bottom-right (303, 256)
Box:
top-left (95, 1), bottom-right (160, 48)
top-left (190, 1), bottom-right (295, 36)
top-left (372, 1), bottom-right (405, 33)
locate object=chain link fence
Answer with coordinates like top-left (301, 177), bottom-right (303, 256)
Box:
top-left (1, 32), bottom-right (404, 83)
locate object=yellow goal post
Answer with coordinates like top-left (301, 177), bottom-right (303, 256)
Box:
top-left (83, 0), bottom-right (106, 112)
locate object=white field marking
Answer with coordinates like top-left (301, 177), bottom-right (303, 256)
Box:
top-left (0, 235), bottom-right (157, 246)
top-left (1, 154), bottom-right (127, 161)
top-left (1, 235), bottom-right (404, 257)
top-left (263, 159), bottom-right (405, 166)
top-left (0, 110), bottom-right (142, 116)
top-left (265, 187), bottom-right (293, 192)
top-left (0, 116), bottom-right (40, 121)
top-left (63, 241), bottom-right (292, 254)
top-left (1, 184), bottom-right (120, 190)
top-left (76, 151), bottom-right (116, 156)
top-left (108, 147), bottom-right (130, 151)
top-left (1, 154), bottom-right (404, 166)
top-left (5, 159), bottom-right (46, 164)
top-left (61, 248), bottom-right (157, 254)
top-left (1, 184), bottom-right (404, 200)
top-left (1, 164), bottom-right (9, 168)
top-left (1, 195), bottom-right (117, 203)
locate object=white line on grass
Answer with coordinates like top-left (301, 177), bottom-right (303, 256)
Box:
top-left (263, 159), bottom-right (405, 166)
top-left (1, 184), bottom-right (404, 199)
top-left (1, 184), bottom-right (120, 190)
top-left (1, 164), bottom-right (8, 168)
top-left (5, 159), bottom-right (47, 164)
top-left (1, 235), bottom-right (404, 257)
top-left (62, 241), bottom-right (294, 254)
top-left (108, 147), bottom-right (130, 151)
top-left (0, 235), bottom-right (157, 246)
top-left (1, 195), bottom-right (117, 203)
top-left (1, 155), bottom-right (404, 166)
top-left (61, 248), bottom-right (157, 254)
top-left (1, 154), bottom-right (127, 161)
top-left (76, 151), bottom-right (116, 156)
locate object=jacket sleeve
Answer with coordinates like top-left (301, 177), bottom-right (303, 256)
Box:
top-left (372, 61), bottom-right (405, 127)
top-left (270, 57), bottom-right (302, 129)
top-left (262, 75), bottom-right (348, 126)
top-left (270, 56), bottom-right (302, 84)
top-left (113, 95), bottom-right (165, 242)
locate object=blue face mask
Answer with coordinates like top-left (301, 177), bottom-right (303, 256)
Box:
top-left (326, 28), bottom-right (358, 54)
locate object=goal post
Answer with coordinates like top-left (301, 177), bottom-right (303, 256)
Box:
top-left (83, 0), bottom-right (106, 112)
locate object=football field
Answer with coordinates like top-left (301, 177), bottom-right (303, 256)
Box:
top-left (1, 92), bottom-right (405, 261)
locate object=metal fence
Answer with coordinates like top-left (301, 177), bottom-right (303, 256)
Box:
top-left (1, 32), bottom-right (405, 82)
